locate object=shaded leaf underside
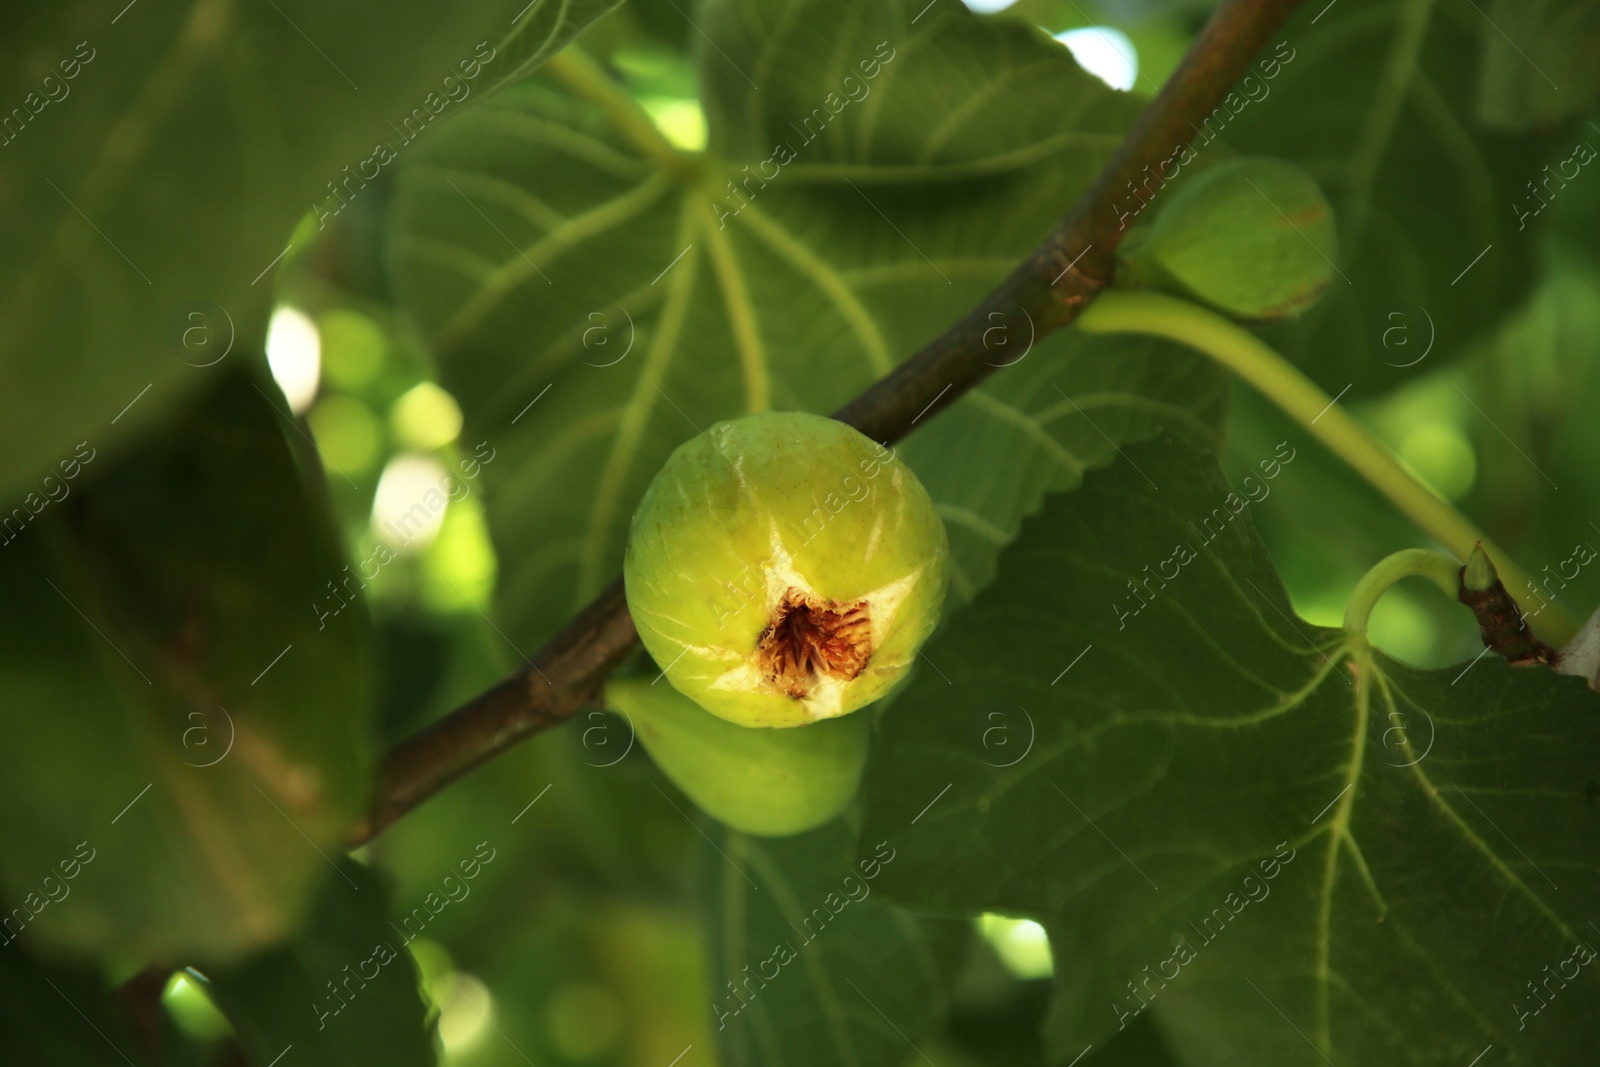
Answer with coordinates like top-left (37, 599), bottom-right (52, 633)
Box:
top-left (0, 0), bottom-right (614, 502)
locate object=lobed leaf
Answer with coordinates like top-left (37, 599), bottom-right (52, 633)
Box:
top-left (387, 0), bottom-right (1224, 649)
top-left (863, 433), bottom-right (1600, 1064)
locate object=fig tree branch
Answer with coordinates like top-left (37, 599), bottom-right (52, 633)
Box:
top-left (352, 0), bottom-right (1305, 845)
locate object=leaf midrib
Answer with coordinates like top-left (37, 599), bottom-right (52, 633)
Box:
top-left (431, 169), bottom-right (676, 348)
top-left (576, 199), bottom-right (700, 600)
top-left (742, 839), bottom-right (862, 1067)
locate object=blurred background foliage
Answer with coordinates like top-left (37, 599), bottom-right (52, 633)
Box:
top-left (7, 0), bottom-right (1599, 1062)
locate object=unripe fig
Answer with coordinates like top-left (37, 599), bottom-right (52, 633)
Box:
top-left (606, 677), bottom-right (869, 836)
top-left (623, 411), bottom-right (948, 728)
top-left (1118, 157), bottom-right (1338, 322)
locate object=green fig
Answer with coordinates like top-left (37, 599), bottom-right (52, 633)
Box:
top-left (1118, 157), bottom-right (1338, 322)
top-left (623, 411), bottom-right (948, 728)
top-left (606, 676), bottom-right (870, 836)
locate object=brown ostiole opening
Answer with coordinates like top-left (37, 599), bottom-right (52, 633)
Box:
top-left (755, 587), bottom-right (872, 698)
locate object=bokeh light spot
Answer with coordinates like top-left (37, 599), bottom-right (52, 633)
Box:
top-left (422, 497), bottom-right (498, 613)
top-left (318, 309), bottom-right (387, 389)
top-left (642, 97), bottom-right (708, 151)
top-left (265, 306), bottom-right (321, 414)
top-left (979, 913), bottom-right (1054, 979)
top-left (162, 970), bottom-right (235, 1042)
top-left (392, 381), bottom-right (463, 452)
top-left (1367, 586), bottom-right (1436, 666)
top-left (1398, 422), bottom-right (1477, 501)
top-left (309, 394), bottom-right (382, 474)
top-left (432, 971), bottom-right (492, 1053)
top-left (372, 453), bottom-right (451, 552)
top-left (1054, 27), bottom-right (1139, 91)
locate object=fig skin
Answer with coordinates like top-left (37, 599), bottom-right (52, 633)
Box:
top-left (606, 677), bottom-right (869, 836)
top-left (1119, 157), bottom-right (1337, 323)
top-left (623, 411), bottom-right (948, 728)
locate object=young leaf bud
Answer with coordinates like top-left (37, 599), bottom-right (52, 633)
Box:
top-left (1118, 157), bottom-right (1338, 322)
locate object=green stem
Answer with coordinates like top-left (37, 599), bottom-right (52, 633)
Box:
top-left (1076, 289), bottom-right (1578, 646)
top-left (1343, 548), bottom-right (1461, 636)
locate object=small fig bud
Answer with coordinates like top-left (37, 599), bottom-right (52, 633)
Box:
top-left (1462, 543), bottom-right (1498, 592)
top-left (607, 677), bottom-right (869, 836)
top-left (623, 411), bottom-right (948, 728)
top-left (1118, 157), bottom-right (1338, 322)
top-left (1457, 542), bottom-right (1558, 667)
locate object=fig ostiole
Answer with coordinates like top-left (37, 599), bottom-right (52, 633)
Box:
top-left (623, 411), bottom-right (949, 728)
top-left (1117, 156), bottom-right (1338, 323)
top-left (606, 676), bottom-right (870, 837)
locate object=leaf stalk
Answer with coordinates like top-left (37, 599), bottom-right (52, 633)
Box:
top-left (1074, 290), bottom-right (1579, 646)
top-left (1341, 547), bottom-right (1461, 637)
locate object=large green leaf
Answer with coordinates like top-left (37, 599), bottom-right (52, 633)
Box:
top-left (0, 0), bottom-right (618, 501)
top-left (0, 369), bottom-right (374, 963)
top-left (0, 947), bottom-right (152, 1065)
top-left (939, 986), bottom-right (1185, 1067)
top-left (205, 859), bottom-right (436, 1067)
top-left (896, 331), bottom-right (1224, 606)
top-left (700, 816), bottom-right (969, 1067)
top-left (862, 433), bottom-right (1600, 1065)
top-left (1475, 0), bottom-right (1600, 130)
top-left (1219, 0), bottom-right (1570, 395)
top-left (386, 0), bottom-right (1232, 647)
top-left (480, 0), bottom-right (628, 101)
